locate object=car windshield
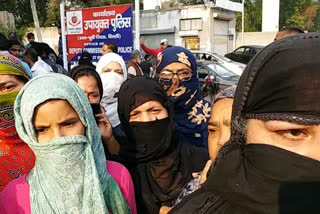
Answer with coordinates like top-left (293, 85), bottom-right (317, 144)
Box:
top-left (207, 63), bottom-right (238, 78)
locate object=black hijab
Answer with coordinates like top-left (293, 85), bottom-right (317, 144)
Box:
top-left (68, 65), bottom-right (103, 101)
top-left (170, 33), bottom-right (320, 214)
top-left (118, 76), bottom-right (208, 214)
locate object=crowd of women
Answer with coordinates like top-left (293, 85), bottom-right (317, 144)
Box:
top-left (0, 32), bottom-right (319, 214)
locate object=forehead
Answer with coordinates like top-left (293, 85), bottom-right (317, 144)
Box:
top-left (77, 75), bottom-right (99, 89)
top-left (0, 74), bottom-right (19, 83)
top-left (210, 98), bottom-right (233, 122)
top-left (10, 45), bottom-right (20, 49)
top-left (131, 100), bottom-right (163, 112)
top-left (104, 61), bottom-right (121, 69)
top-left (34, 99), bottom-right (76, 117)
top-left (161, 62), bottom-right (190, 71)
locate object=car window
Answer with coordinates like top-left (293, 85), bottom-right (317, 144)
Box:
top-left (197, 64), bottom-right (209, 80)
top-left (207, 63), bottom-right (237, 78)
top-left (234, 47), bottom-right (245, 54)
top-left (244, 48), bottom-right (252, 56)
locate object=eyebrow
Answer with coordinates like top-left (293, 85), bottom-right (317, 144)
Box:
top-left (0, 81), bottom-right (15, 86)
top-left (208, 119), bottom-right (231, 127)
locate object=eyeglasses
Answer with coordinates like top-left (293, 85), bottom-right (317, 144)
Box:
top-left (159, 70), bottom-right (193, 81)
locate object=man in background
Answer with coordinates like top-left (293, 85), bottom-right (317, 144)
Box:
top-left (140, 54), bottom-right (154, 77)
top-left (101, 42), bottom-right (118, 55)
top-left (127, 50), bottom-right (143, 77)
top-left (140, 38), bottom-right (169, 59)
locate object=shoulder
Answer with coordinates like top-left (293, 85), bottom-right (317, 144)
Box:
top-left (107, 161), bottom-right (132, 180)
top-left (0, 175), bottom-right (30, 213)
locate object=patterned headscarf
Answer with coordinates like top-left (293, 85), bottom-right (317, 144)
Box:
top-left (0, 52), bottom-right (33, 192)
top-left (156, 46), bottom-right (211, 148)
top-left (0, 52), bottom-right (30, 79)
top-left (14, 73), bottom-right (131, 213)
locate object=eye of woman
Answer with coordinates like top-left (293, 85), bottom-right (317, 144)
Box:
top-left (130, 111), bottom-right (139, 119)
top-left (208, 126), bottom-right (218, 133)
top-left (1, 83), bottom-right (17, 93)
top-left (35, 127), bottom-right (47, 134)
top-left (150, 108), bottom-right (161, 114)
top-left (276, 129), bottom-right (307, 141)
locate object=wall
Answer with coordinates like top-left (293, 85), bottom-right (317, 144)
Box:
top-left (0, 11), bottom-right (15, 29)
top-left (235, 32), bottom-right (277, 49)
top-left (139, 8), bottom-right (180, 49)
top-left (24, 27), bottom-right (60, 54)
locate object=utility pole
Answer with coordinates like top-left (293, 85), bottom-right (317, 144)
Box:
top-left (30, 0), bottom-right (43, 42)
top-left (135, 0), bottom-right (140, 50)
top-left (60, 0), bottom-right (68, 70)
top-left (241, 0), bottom-right (244, 46)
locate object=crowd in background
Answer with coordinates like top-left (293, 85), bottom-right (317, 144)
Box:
top-left (0, 27), bottom-right (319, 214)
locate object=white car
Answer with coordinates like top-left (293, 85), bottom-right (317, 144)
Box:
top-left (192, 51), bottom-right (246, 76)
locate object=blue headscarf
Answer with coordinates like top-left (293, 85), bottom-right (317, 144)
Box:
top-left (156, 46), bottom-right (211, 148)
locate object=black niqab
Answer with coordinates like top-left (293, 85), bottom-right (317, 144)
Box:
top-left (170, 33), bottom-right (320, 214)
top-left (118, 76), bottom-right (208, 214)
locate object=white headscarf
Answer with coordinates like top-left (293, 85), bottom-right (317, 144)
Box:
top-left (96, 53), bottom-right (128, 128)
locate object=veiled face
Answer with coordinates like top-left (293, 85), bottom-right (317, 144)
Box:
top-left (129, 101), bottom-right (168, 122)
top-left (33, 100), bottom-right (85, 143)
top-left (159, 62), bottom-right (192, 97)
top-left (208, 98), bottom-right (233, 160)
top-left (247, 119), bottom-right (320, 161)
top-left (102, 62), bottom-right (123, 76)
top-left (0, 74), bottom-right (25, 94)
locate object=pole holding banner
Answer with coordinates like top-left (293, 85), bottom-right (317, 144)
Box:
top-left (135, 0), bottom-right (140, 50)
top-left (241, 0), bottom-right (244, 46)
top-left (60, 0), bottom-right (68, 70)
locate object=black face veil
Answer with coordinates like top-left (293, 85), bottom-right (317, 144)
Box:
top-left (170, 33), bottom-right (320, 214)
top-left (118, 76), bottom-right (175, 162)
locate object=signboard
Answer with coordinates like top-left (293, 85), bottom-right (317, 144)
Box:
top-left (66, 5), bottom-right (133, 63)
top-left (185, 37), bottom-right (200, 50)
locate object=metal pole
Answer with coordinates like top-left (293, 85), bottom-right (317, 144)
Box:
top-left (241, 0), bottom-right (244, 46)
top-left (60, 0), bottom-right (68, 70)
top-left (30, 0), bottom-right (42, 42)
top-left (135, 0), bottom-right (140, 50)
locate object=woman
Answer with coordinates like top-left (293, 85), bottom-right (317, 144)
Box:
top-left (170, 33), bottom-right (320, 214)
top-left (160, 86), bottom-right (237, 214)
top-left (0, 73), bottom-right (136, 214)
top-left (156, 46), bottom-right (211, 148)
top-left (96, 52), bottom-right (127, 138)
top-left (0, 52), bottom-right (34, 192)
top-left (117, 76), bottom-right (209, 214)
top-left (69, 65), bottom-right (120, 155)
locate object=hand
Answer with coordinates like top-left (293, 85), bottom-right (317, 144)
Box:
top-left (159, 206), bottom-right (172, 214)
top-left (95, 106), bottom-right (113, 141)
top-left (140, 38), bottom-right (144, 45)
top-left (192, 160), bottom-right (213, 185)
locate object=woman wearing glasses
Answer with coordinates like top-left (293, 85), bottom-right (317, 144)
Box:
top-left (156, 47), bottom-right (211, 148)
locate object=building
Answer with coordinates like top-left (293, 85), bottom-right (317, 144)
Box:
top-left (138, 2), bottom-right (240, 56)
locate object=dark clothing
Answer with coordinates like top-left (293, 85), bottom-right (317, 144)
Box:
top-left (43, 58), bottom-right (58, 73)
top-left (157, 47), bottom-right (211, 148)
top-left (140, 60), bottom-right (153, 77)
top-left (117, 76), bottom-right (209, 214)
top-left (127, 60), bottom-right (143, 76)
top-left (170, 33), bottom-right (320, 214)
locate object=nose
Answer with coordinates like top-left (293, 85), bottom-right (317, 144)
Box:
top-left (218, 127), bottom-right (231, 147)
top-left (52, 127), bottom-right (63, 139)
top-left (140, 112), bottom-right (155, 122)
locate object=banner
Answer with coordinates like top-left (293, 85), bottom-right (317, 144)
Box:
top-left (66, 4), bottom-right (133, 63)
